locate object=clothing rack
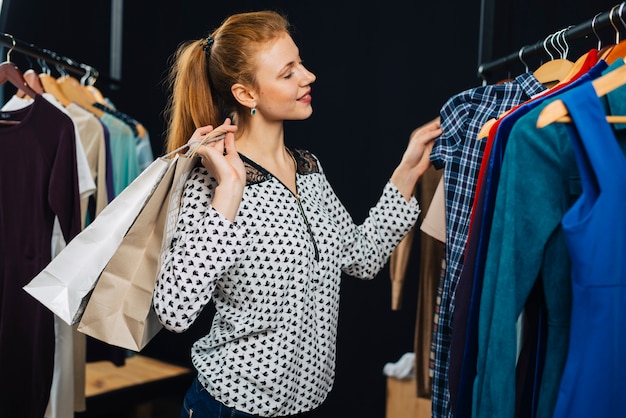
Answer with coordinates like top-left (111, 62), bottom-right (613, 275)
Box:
top-left (477, 2), bottom-right (626, 81)
top-left (0, 33), bottom-right (99, 84)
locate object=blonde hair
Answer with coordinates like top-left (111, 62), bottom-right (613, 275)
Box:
top-left (163, 10), bottom-right (291, 154)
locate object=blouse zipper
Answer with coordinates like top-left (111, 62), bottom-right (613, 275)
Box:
top-left (285, 149), bottom-right (319, 262)
top-left (293, 189), bottom-right (320, 262)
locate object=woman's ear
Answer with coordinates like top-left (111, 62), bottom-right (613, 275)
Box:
top-left (231, 83), bottom-right (256, 110)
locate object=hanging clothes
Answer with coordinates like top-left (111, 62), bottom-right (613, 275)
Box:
top-left (0, 94), bottom-right (82, 418)
top-left (93, 100), bottom-right (154, 172)
top-left (94, 112), bottom-right (138, 197)
top-left (428, 72), bottom-right (546, 417)
top-left (0, 34), bottom-right (151, 417)
top-left (389, 164), bottom-right (441, 311)
top-left (2, 93), bottom-right (96, 203)
top-left (472, 58), bottom-right (624, 418)
top-left (413, 166), bottom-right (444, 398)
top-left (1, 92), bottom-right (99, 418)
top-left (551, 76), bottom-right (626, 418)
top-left (449, 50), bottom-right (604, 418)
top-left (65, 102), bottom-right (110, 221)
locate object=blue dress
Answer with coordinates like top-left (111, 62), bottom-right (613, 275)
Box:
top-left (553, 81), bottom-right (626, 418)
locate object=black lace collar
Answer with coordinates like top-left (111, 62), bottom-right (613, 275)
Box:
top-left (241, 148), bottom-right (319, 186)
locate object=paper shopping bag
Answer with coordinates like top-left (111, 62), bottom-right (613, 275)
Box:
top-left (23, 156), bottom-right (174, 325)
top-left (77, 152), bottom-right (200, 351)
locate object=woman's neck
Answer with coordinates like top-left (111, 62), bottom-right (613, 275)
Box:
top-left (235, 121), bottom-right (286, 161)
top-left (235, 124), bottom-right (296, 192)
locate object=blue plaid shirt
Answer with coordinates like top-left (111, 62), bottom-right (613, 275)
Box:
top-left (429, 73), bottom-right (546, 418)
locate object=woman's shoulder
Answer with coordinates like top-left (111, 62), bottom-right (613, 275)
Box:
top-left (291, 148), bottom-right (321, 175)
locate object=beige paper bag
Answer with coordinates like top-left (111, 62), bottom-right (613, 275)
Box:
top-left (78, 152), bottom-right (200, 351)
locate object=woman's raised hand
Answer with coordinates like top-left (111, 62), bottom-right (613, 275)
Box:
top-left (189, 118), bottom-right (246, 221)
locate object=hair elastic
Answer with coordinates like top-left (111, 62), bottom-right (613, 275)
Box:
top-left (203, 35), bottom-right (214, 53)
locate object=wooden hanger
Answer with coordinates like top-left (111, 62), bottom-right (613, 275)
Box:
top-left (0, 36), bottom-right (40, 124)
top-left (533, 29), bottom-right (574, 88)
top-left (478, 118), bottom-right (497, 140)
top-left (0, 61), bottom-right (40, 99)
top-left (15, 68), bottom-right (45, 99)
top-left (39, 72), bottom-right (72, 107)
top-left (57, 75), bottom-right (104, 117)
top-left (78, 67), bottom-right (110, 107)
top-left (84, 84), bottom-right (108, 106)
top-left (603, 40), bottom-right (626, 64)
top-left (599, 44), bottom-right (615, 61)
top-left (32, 57), bottom-right (72, 107)
top-left (0, 34), bottom-right (39, 101)
top-left (553, 48), bottom-right (594, 88)
top-left (534, 59), bottom-right (573, 87)
top-left (79, 69), bottom-right (149, 137)
top-left (600, 4), bottom-right (626, 63)
top-left (604, 6), bottom-right (626, 64)
top-left (0, 62), bottom-right (40, 125)
top-left (536, 62), bottom-right (626, 128)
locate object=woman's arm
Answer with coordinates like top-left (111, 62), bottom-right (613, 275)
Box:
top-left (390, 118), bottom-right (441, 201)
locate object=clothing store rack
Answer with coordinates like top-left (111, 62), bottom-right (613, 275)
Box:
top-left (0, 33), bottom-right (99, 84)
top-left (477, 2), bottom-right (626, 80)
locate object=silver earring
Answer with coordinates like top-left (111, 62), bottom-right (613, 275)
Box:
top-left (251, 107), bottom-right (257, 116)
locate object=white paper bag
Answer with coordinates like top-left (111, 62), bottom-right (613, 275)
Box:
top-left (77, 153), bottom-right (197, 351)
top-left (23, 156), bottom-right (176, 325)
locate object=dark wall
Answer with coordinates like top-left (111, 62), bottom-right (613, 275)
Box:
top-left (2, 2), bottom-right (481, 417)
top-left (3, 1), bottom-right (623, 417)
top-left (484, 0), bottom-right (622, 81)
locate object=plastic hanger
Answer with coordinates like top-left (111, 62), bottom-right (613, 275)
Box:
top-left (533, 29), bottom-right (574, 88)
top-left (536, 61), bottom-right (626, 128)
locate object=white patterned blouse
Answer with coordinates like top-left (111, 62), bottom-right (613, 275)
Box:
top-left (153, 148), bottom-right (420, 417)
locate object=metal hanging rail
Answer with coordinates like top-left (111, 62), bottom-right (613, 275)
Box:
top-left (477, 2), bottom-right (626, 81)
top-left (0, 33), bottom-right (99, 83)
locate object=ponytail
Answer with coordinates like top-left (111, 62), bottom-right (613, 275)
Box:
top-left (163, 40), bottom-right (220, 154)
top-left (163, 11), bottom-right (291, 155)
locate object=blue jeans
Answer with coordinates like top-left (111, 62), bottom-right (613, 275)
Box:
top-left (180, 378), bottom-right (313, 418)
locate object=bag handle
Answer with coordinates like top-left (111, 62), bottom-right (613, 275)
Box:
top-left (162, 132), bottom-right (227, 159)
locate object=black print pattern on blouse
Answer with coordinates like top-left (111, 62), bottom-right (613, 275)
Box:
top-left (153, 148), bottom-right (419, 417)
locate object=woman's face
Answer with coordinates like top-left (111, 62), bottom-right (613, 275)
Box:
top-left (253, 32), bottom-right (316, 121)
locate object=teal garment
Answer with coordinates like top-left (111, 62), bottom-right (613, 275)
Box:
top-left (473, 61), bottom-right (626, 418)
top-left (99, 97), bottom-right (153, 171)
top-left (99, 112), bottom-right (140, 197)
top-left (136, 130), bottom-right (154, 172)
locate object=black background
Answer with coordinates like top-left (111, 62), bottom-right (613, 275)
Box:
top-left (1, 0), bottom-right (622, 416)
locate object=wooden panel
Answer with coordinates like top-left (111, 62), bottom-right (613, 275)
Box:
top-left (386, 377), bottom-right (431, 418)
top-left (85, 355), bottom-right (191, 397)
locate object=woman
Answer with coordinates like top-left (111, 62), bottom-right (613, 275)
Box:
top-left (153, 10), bottom-right (441, 418)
